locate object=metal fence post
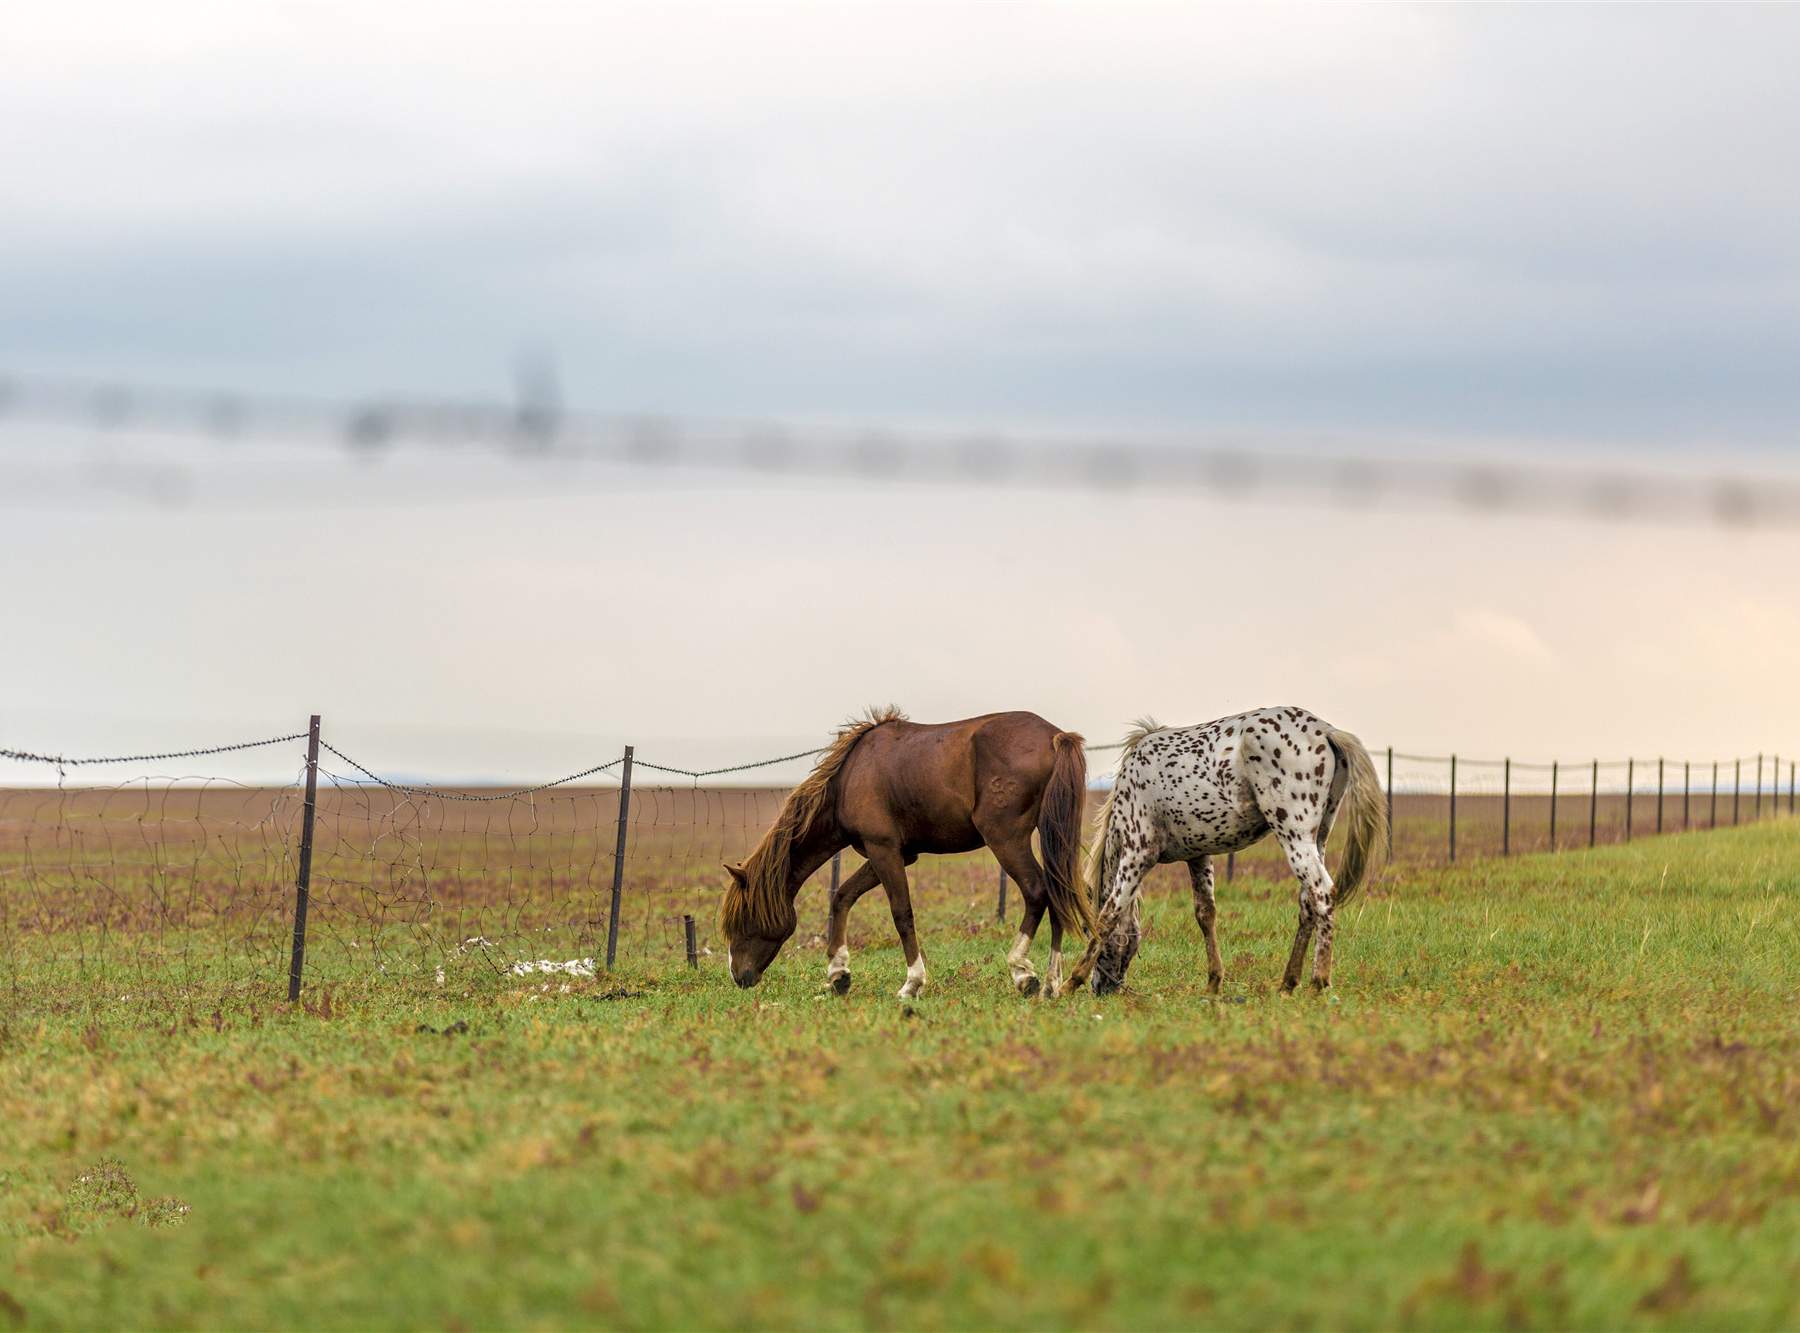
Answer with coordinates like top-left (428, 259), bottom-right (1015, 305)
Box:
top-left (1656, 758), bottom-right (1664, 835)
top-left (831, 848), bottom-right (842, 899)
top-left (683, 915), bottom-right (698, 969)
top-left (1791, 760), bottom-right (1796, 817)
top-left (1625, 758), bottom-right (1634, 843)
top-left (605, 745), bottom-right (634, 970)
top-left (1448, 754), bottom-right (1457, 863)
top-left (1733, 759), bottom-right (1741, 826)
top-left (1501, 758), bottom-right (1510, 856)
top-left (1549, 760), bottom-right (1558, 851)
top-left (1226, 850), bottom-right (1236, 882)
top-left (1588, 760), bottom-right (1598, 849)
top-left (1711, 761), bottom-right (1719, 828)
top-left (1756, 754), bottom-right (1763, 820)
top-left (996, 865), bottom-right (1007, 922)
top-left (1385, 746), bottom-right (1394, 857)
top-left (1683, 761), bottom-right (1689, 831)
top-left (286, 714), bottom-right (322, 1003)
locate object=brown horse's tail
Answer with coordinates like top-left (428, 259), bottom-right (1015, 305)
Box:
top-left (1039, 732), bottom-right (1096, 939)
top-left (1326, 727), bottom-right (1387, 907)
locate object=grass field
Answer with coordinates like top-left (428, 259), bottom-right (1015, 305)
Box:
top-left (3, 816), bottom-right (1799, 1330)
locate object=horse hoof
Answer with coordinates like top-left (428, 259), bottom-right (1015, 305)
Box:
top-left (1018, 976), bottom-right (1041, 999)
top-left (829, 972), bottom-right (851, 996)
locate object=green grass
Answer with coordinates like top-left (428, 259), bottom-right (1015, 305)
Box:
top-left (4, 821), bottom-right (1799, 1330)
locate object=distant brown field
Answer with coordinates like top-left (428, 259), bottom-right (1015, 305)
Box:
top-left (3, 776), bottom-right (1783, 1012)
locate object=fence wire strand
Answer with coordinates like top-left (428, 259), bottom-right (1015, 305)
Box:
top-left (3, 723), bottom-right (1797, 1019)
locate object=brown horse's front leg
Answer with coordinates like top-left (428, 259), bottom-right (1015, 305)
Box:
top-left (865, 843), bottom-right (927, 999)
top-left (824, 861), bottom-right (881, 995)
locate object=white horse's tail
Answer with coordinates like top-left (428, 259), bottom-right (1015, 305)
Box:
top-left (1325, 728), bottom-right (1387, 906)
top-left (1060, 718), bottom-right (1164, 995)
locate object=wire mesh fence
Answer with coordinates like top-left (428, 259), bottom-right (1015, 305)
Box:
top-left (2, 719), bottom-right (1794, 1019)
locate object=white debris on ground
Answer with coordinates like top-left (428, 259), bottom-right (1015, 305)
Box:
top-left (460, 936), bottom-right (496, 954)
top-left (509, 958), bottom-right (596, 979)
top-left (435, 966), bottom-right (446, 987)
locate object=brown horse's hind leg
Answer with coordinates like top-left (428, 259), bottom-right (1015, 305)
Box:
top-left (1188, 857), bottom-right (1224, 994)
top-left (985, 833), bottom-right (1051, 997)
top-left (864, 842), bottom-right (928, 1000)
top-left (824, 860), bottom-right (882, 995)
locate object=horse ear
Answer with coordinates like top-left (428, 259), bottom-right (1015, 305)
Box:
top-left (722, 861), bottom-right (747, 886)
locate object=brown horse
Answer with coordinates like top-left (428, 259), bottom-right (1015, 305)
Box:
top-left (719, 708), bottom-right (1094, 998)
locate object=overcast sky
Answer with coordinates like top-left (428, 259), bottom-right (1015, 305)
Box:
top-left (4, 3), bottom-right (1799, 782)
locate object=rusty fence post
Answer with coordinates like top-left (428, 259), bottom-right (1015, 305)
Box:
top-left (1625, 759), bottom-right (1635, 843)
top-left (1448, 754), bottom-right (1457, 863)
top-left (1756, 754), bottom-right (1763, 820)
top-left (683, 915), bottom-right (698, 969)
top-left (1226, 851), bottom-right (1236, 883)
top-left (1549, 760), bottom-right (1559, 851)
top-left (1502, 758), bottom-right (1510, 856)
top-left (1656, 758), bottom-right (1664, 835)
top-left (1683, 761), bottom-right (1690, 831)
top-left (1588, 760), bottom-right (1598, 849)
top-left (605, 745), bottom-right (634, 970)
top-left (996, 865), bottom-right (1007, 922)
top-left (1733, 759), bottom-right (1741, 826)
top-left (1711, 761), bottom-right (1719, 828)
top-left (1385, 747), bottom-right (1395, 857)
top-left (286, 714), bottom-right (322, 1002)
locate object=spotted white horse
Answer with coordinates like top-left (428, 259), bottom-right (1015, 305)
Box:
top-left (1063, 706), bottom-right (1387, 996)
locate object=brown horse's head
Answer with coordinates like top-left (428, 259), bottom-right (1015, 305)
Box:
top-left (719, 858), bottom-right (798, 988)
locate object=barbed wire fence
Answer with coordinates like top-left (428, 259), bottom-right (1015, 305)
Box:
top-left (2, 718), bottom-right (1795, 1020)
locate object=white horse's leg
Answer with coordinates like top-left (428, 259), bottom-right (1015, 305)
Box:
top-left (1187, 857), bottom-right (1224, 993)
top-left (1090, 841), bottom-right (1157, 994)
top-left (1274, 832), bottom-right (1335, 990)
top-left (1242, 729), bottom-right (1337, 991)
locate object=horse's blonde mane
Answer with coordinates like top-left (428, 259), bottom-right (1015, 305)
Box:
top-left (719, 706), bottom-right (906, 938)
top-left (1084, 717), bottom-right (1166, 887)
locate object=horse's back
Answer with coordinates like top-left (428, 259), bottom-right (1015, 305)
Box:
top-left (1121, 706), bottom-right (1336, 859)
top-left (837, 712), bottom-right (1063, 852)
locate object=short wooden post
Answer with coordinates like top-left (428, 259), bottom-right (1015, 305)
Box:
top-left (683, 914), bottom-right (698, 968)
top-left (1656, 758), bottom-right (1664, 835)
top-left (996, 865), bottom-right (1007, 922)
top-left (1441, 755), bottom-right (1452, 862)
top-left (1549, 760), bottom-right (1559, 851)
top-left (1502, 758), bottom-right (1511, 856)
top-left (1588, 760), bottom-right (1598, 849)
top-left (286, 713), bottom-right (322, 1003)
top-left (605, 745), bottom-right (634, 970)
top-left (1625, 758), bottom-right (1634, 843)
